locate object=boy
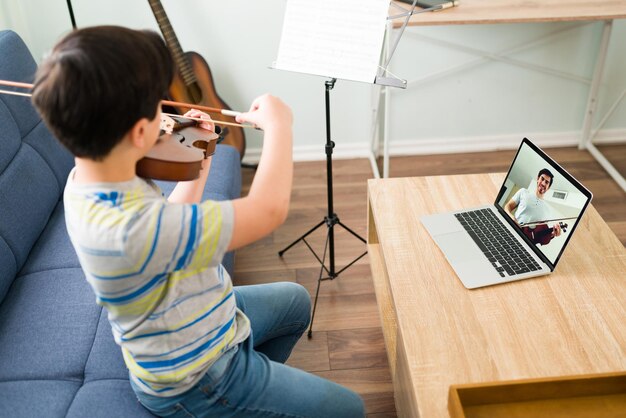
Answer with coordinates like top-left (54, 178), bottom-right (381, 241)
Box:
top-left (32, 26), bottom-right (364, 417)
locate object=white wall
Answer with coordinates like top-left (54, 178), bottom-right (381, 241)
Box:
top-left (2, 1), bottom-right (625, 163)
top-left (386, 20), bottom-right (626, 156)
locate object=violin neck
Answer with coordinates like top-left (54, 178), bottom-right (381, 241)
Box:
top-left (147, 0), bottom-right (197, 86)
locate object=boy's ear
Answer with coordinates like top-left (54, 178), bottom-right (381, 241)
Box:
top-left (129, 118), bottom-right (149, 149)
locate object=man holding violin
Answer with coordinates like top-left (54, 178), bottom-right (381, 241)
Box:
top-left (32, 26), bottom-right (364, 418)
top-left (504, 168), bottom-right (562, 243)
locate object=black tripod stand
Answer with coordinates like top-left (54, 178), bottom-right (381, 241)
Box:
top-left (278, 79), bottom-right (367, 338)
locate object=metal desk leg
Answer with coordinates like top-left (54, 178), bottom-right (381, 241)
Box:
top-left (579, 20), bottom-right (626, 193)
top-left (580, 20), bottom-right (612, 150)
top-left (369, 20), bottom-right (393, 179)
top-left (369, 81), bottom-right (384, 179)
top-left (383, 82), bottom-right (391, 178)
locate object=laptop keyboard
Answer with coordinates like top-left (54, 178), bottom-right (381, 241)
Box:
top-left (454, 209), bottom-right (542, 277)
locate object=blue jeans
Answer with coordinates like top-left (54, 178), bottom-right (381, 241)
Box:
top-left (132, 282), bottom-right (366, 417)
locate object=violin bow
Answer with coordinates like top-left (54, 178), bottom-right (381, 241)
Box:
top-left (0, 79), bottom-right (257, 130)
top-left (0, 80), bottom-right (33, 97)
top-left (162, 112), bottom-right (261, 131)
top-left (520, 216), bottom-right (578, 227)
top-left (161, 99), bottom-right (241, 118)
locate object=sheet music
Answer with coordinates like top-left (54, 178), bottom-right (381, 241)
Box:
top-left (274, 0), bottom-right (389, 83)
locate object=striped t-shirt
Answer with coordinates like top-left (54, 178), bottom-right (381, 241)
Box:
top-left (64, 169), bottom-right (250, 397)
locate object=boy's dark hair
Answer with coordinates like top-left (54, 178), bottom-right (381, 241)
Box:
top-left (537, 168), bottom-right (554, 187)
top-left (32, 26), bottom-right (174, 160)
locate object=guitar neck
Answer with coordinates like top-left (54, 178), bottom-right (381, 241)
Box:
top-left (147, 0), bottom-right (197, 86)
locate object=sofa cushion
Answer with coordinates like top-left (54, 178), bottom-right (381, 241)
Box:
top-left (0, 30), bottom-right (74, 302)
top-left (0, 99), bottom-right (25, 299)
top-left (0, 380), bottom-right (81, 418)
top-left (208, 144), bottom-right (243, 201)
top-left (0, 237), bottom-right (16, 305)
top-left (0, 268), bottom-right (100, 381)
top-left (0, 142), bottom-right (66, 299)
top-left (0, 31), bottom-right (40, 139)
top-left (22, 114), bottom-right (75, 189)
top-left (18, 201), bottom-right (80, 276)
top-left (83, 307), bottom-right (130, 382)
top-left (0, 95), bottom-right (21, 173)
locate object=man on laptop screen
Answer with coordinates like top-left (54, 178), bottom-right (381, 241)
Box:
top-left (504, 168), bottom-right (563, 242)
top-left (505, 169), bottom-right (559, 229)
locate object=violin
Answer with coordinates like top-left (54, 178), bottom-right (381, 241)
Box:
top-left (0, 79), bottom-right (258, 182)
top-left (521, 221), bottom-right (568, 246)
top-left (135, 114), bottom-right (218, 182)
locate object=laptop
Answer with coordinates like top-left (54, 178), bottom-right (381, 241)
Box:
top-left (421, 138), bottom-right (593, 289)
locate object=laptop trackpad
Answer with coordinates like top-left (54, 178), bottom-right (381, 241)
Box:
top-left (434, 231), bottom-right (483, 263)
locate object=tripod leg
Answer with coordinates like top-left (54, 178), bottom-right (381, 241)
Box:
top-left (278, 220), bottom-right (326, 257)
top-left (337, 220), bottom-right (367, 244)
top-left (335, 250), bottom-right (368, 277)
top-left (302, 238), bottom-right (332, 277)
top-left (308, 228), bottom-right (330, 338)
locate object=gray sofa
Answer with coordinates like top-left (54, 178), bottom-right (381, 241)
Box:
top-left (0, 30), bottom-right (241, 417)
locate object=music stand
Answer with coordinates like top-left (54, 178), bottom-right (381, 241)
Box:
top-left (273, 0), bottom-right (423, 337)
top-left (66, 0), bottom-right (78, 29)
top-left (278, 77), bottom-right (369, 338)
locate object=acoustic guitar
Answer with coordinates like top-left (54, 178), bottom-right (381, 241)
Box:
top-left (147, 0), bottom-right (246, 159)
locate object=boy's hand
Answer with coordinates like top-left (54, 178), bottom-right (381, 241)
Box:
top-left (184, 109), bottom-right (215, 132)
top-left (235, 94), bottom-right (292, 134)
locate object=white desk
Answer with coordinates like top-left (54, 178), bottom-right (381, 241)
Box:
top-left (370, 0), bottom-right (626, 193)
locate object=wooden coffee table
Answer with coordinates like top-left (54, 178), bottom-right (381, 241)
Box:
top-left (367, 174), bottom-right (626, 417)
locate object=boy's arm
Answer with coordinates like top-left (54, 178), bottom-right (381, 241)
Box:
top-left (167, 110), bottom-right (215, 204)
top-left (227, 94), bottom-right (293, 251)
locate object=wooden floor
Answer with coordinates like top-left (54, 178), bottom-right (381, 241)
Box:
top-left (234, 144), bottom-right (626, 417)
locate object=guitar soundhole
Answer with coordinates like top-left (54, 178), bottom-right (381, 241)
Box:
top-left (188, 82), bottom-right (203, 104)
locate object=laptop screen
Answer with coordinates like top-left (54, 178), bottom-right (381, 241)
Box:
top-left (495, 139), bottom-right (592, 267)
